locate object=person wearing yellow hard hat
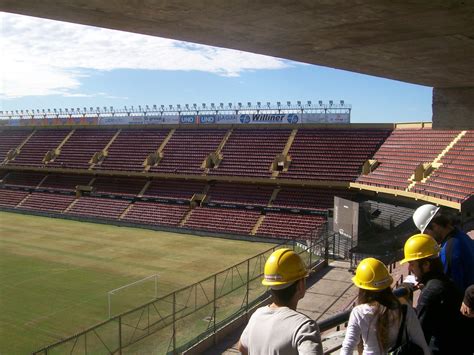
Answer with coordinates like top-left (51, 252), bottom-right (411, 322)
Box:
top-left (412, 204), bottom-right (474, 294)
top-left (238, 248), bottom-right (323, 355)
top-left (401, 233), bottom-right (472, 354)
top-left (340, 258), bottom-right (429, 355)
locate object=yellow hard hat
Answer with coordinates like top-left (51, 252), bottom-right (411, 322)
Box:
top-left (352, 258), bottom-right (393, 291)
top-left (262, 248), bottom-right (308, 288)
top-left (400, 233), bottom-right (440, 264)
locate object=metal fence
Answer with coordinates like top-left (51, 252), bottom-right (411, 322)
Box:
top-left (33, 231), bottom-right (334, 355)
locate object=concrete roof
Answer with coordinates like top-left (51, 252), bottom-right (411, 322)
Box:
top-left (2, 1), bottom-right (474, 89)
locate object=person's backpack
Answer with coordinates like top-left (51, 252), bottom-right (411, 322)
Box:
top-left (388, 305), bottom-right (424, 355)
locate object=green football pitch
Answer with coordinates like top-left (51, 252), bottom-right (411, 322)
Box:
top-left (0, 211), bottom-right (275, 354)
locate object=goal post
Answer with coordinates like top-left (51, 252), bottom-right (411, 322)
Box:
top-left (107, 274), bottom-right (159, 318)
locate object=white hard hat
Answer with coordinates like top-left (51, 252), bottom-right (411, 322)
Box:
top-left (413, 204), bottom-right (440, 233)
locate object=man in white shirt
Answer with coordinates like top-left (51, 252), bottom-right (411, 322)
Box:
top-left (238, 248), bottom-right (323, 355)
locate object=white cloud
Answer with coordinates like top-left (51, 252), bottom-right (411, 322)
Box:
top-left (0, 12), bottom-right (291, 99)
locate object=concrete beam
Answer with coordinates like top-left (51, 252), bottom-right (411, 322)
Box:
top-left (432, 87), bottom-right (474, 129)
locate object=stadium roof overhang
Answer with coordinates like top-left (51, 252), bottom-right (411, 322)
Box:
top-left (1, 1), bottom-right (473, 128)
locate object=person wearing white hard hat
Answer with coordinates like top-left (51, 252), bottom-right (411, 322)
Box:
top-left (413, 204), bottom-right (474, 293)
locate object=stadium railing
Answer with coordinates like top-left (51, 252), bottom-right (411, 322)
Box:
top-left (32, 225), bottom-right (335, 355)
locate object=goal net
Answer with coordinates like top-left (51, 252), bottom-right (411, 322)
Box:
top-left (107, 274), bottom-right (159, 318)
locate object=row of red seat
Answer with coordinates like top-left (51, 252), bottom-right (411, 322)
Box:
top-left (0, 127), bottom-right (390, 181)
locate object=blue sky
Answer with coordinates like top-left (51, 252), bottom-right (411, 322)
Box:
top-left (0, 12), bottom-right (432, 123)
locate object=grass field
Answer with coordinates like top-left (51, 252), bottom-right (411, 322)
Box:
top-left (0, 211), bottom-right (275, 354)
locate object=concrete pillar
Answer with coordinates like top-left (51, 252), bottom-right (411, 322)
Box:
top-left (432, 87), bottom-right (474, 129)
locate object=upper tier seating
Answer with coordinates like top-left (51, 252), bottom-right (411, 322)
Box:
top-left (273, 187), bottom-right (354, 210)
top-left (256, 213), bottom-right (326, 240)
top-left (122, 201), bottom-right (188, 226)
top-left (412, 131), bottom-right (474, 202)
top-left (150, 129), bottom-right (226, 174)
top-left (356, 129), bottom-right (460, 190)
top-left (143, 179), bottom-right (206, 200)
top-left (0, 188), bottom-right (29, 207)
top-left (209, 129), bottom-right (291, 177)
top-left (3, 172), bottom-right (46, 188)
top-left (38, 174), bottom-right (93, 191)
top-left (7, 129), bottom-right (70, 167)
top-left (66, 196), bottom-right (130, 219)
top-left (206, 182), bottom-right (273, 205)
top-left (92, 177), bottom-right (146, 197)
top-left (20, 192), bottom-right (75, 213)
top-left (49, 129), bottom-right (117, 169)
top-left (183, 207), bottom-right (261, 235)
top-left (281, 129), bottom-right (391, 181)
top-left (97, 129), bottom-right (168, 171)
top-left (0, 129), bottom-right (32, 162)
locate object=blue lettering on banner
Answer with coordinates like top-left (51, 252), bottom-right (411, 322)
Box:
top-left (199, 115), bottom-right (216, 124)
top-left (287, 114), bottom-right (299, 124)
top-left (180, 115), bottom-right (196, 124)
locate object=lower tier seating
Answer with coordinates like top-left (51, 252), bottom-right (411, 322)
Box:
top-left (66, 196), bottom-right (130, 219)
top-left (256, 213), bottom-right (326, 240)
top-left (20, 192), bottom-right (76, 213)
top-left (122, 202), bottom-right (188, 226)
top-left (183, 207), bottom-right (261, 235)
top-left (0, 189), bottom-right (29, 207)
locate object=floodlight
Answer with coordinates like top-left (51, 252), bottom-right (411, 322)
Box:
top-left (340, 100), bottom-right (344, 106)
top-left (104, 106), bottom-right (107, 111)
top-left (138, 105), bottom-right (142, 111)
top-left (211, 103), bottom-right (215, 108)
top-left (110, 106), bottom-right (114, 111)
top-left (238, 102), bottom-right (242, 108)
top-left (297, 101), bottom-right (301, 106)
top-left (53, 109), bottom-right (57, 113)
top-left (152, 105), bottom-right (156, 110)
top-left (177, 104), bottom-right (181, 109)
top-left (319, 100), bottom-right (323, 106)
top-left (257, 102), bottom-right (261, 107)
top-left (266, 102), bottom-right (270, 107)
top-left (220, 103), bottom-right (224, 108)
top-left (193, 103), bottom-right (197, 109)
top-left (287, 101), bottom-right (291, 106)
top-left (228, 103), bottom-right (232, 108)
top-left (277, 102), bottom-right (281, 107)
top-left (247, 102), bottom-right (252, 107)
top-left (202, 103), bottom-right (206, 108)
top-left (329, 100), bottom-right (333, 106)
top-left (169, 104), bottom-right (173, 109)
top-left (307, 101), bottom-right (312, 106)
top-left (96, 107), bottom-right (100, 111)
top-left (160, 105), bottom-right (164, 109)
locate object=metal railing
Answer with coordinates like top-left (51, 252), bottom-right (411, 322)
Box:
top-left (33, 232), bottom-right (333, 355)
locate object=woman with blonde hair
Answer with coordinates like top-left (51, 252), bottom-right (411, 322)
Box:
top-left (340, 258), bottom-right (429, 354)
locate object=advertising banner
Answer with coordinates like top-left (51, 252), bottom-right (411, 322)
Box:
top-left (179, 115), bottom-right (197, 124)
top-left (237, 113), bottom-right (300, 124)
top-left (162, 115), bottom-right (180, 124)
top-left (215, 114), bottom-right (238, 124)
top-left (302, 113), bottom-right (350, 124)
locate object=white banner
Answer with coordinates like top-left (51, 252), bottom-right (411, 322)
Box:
top-left (302, 113), bottom-right (350, 124)
top-left (237, 113), bottom-right (300, 124)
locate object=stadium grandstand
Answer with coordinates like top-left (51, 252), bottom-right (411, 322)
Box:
top-left (1, 1), bottom-right (474, 354)
top-left (0, 106), bottom-right (474, 354)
